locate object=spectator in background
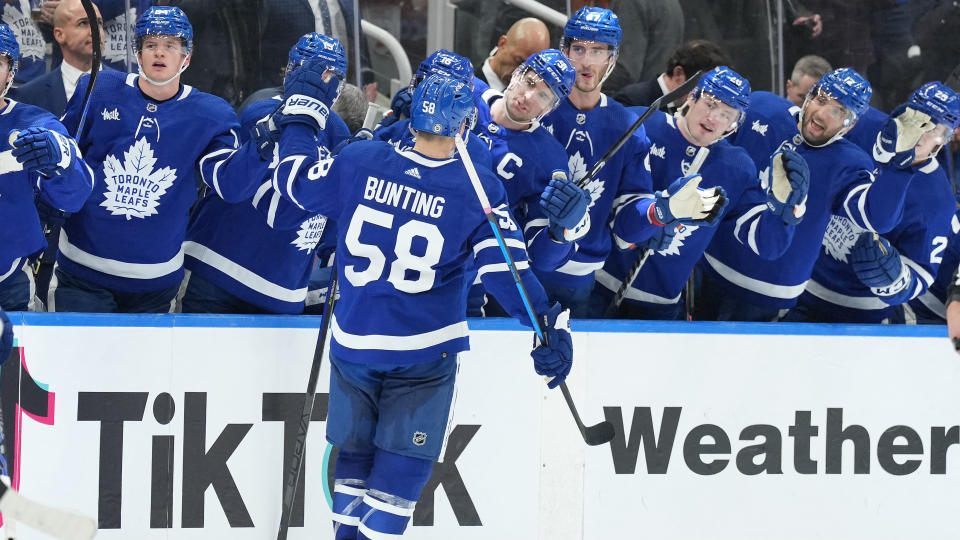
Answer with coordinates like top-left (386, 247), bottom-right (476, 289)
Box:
top-left (474, 16), bottom-right (549, 92)
top-left (2, 0), bottom-right (50, 84)
top-left (613, 39), bottom-right (729, 111)
top-left (784, 54), bottom-right (831, 107)
top-left (332, 82), bottom-right (367, 133)
top-left (602, 0), bottom-right (684, 95)
top-left (13, 0), bottom-right (103, 116)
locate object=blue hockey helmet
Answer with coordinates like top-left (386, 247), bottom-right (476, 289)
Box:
top-left (694, 66), bottom-right (751, 113)
top-left (412, 49), bottom-right (474, 91)
top-left (135, 6), bottom-right (193, 54)
top-left (287, 32), bottom-right (347, 80)
top-left (410, 74), bottom-right (476, 137)
top-left (808, 67), bottom-right (872, 120)
top-left (522, 48), bottom-right (575, 103)
top-left (561, 6), bottom-right (622, 50)
top-left (0, 23), bottom-right (18, 76)
top-left (909, 81), bottom-right (960, 130)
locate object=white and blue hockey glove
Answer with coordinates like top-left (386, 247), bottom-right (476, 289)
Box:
top-left (10, 127), bottom-right (79, 177)
top-left (873, 105), bottom-right (936, 169)
top-left (650, 174), bottom-right (727, 227)
top-left (850, 233), bottom-right (914, 302)
top-left (638, 223), bottom-right (680, 252)
top-left (540, 170), bottom-right (591, 243)
top-left (0, 309), bottom-right (12, 367)
top-left (531, 303), bottom-right (573, 389)
top-left (251, 109), bottom-right (281, 161)
top-left (765, 148), bottom-right (809, 225)
top-left (277, 57), bottom-right (342, 133)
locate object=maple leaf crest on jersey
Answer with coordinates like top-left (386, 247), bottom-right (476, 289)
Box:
top-left (292, 215), bottom-right (327, 251)
top-left (658, 224), bottom-right (698, 256)
top-left (821, 215), bottom-right (864, 262)
top-left (100, 137), bottom-right (177, 220)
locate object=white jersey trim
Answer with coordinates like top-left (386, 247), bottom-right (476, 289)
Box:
top-left (476, 261), bottom-right (529, 279)
top-left (472, 237), bottom-right (525, 256)
top-left (332, 316), bottom-right (468, 352)
top-left (59, 229), bottom-right (183, 279)
top-left (595, 269), bottom-right (681, 304)
top-left (916, 290), bottom-right (946, 320)
top-left (182, 241), bottom-right (308, 303)
top-left (704, 253), bottom-right (807, 299)
top-left (805, 279), bottom-right (889, 310)
top-left (0, 257), bottom-right (23, 283)
top-left (394, 147), bottom-right (455, 168)
top-left (902, 255), bottom-right (935, 287)
top-left (555, 259), bottom-right (604, 276)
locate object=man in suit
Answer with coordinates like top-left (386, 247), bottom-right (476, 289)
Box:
top-left (613, 39), bottom-right (729, 112)
top-left (475, 17), bottom-right (549, 92)
top-left (12, 0), bottom-right (103, 116)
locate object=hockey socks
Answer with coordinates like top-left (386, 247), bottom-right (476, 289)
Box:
top-left (358, 450), bottom-right (434, 539)
top-left (332, 450), bottom-right (374, 539)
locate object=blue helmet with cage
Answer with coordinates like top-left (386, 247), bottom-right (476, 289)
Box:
top-left (286, 32), bottom-right (347, 79)
top-left (809, 67), bottom-right (872, 120)
top-left (523, 48), bottom-right (575, 102)
top-left (413, 49), bottom-right (474, 90)
top-left (410, 74), bottom-right (476, 137)
top-left (0, 24), bottom-right (18, 77)
top-left (561, 6), bottom-right (622, 51)
top-left (694, 66), bottom-right (751, 113)
top-left (135, 6), bottom-right (193, 54)
top-left (909, 81), bottom-right (960, 130)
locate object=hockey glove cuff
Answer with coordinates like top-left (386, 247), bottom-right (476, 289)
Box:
top-left (11, 127), bottom-right (79, 177)
top-left (531, 302), bottom-right (573, 389)
top-left (765, 148), bottom-right (809, 225)
top-left (850, 233), bottom-right (914, 299)
top-left (541, 170), bottom-right (591, 243)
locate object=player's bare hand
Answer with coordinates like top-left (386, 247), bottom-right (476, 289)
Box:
top-left (40, 1), bottom-right (59, 25)
top-left (792, 14), bottom-right (822, 38)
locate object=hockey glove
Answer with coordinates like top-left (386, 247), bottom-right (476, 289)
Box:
top-left (873, 105), bottom-right (936, 169)
top-left (530, 302), bottom-right (573, 389)
top-left (638, 222), bottom-right (680, 252)
top-left (278, 57), bottom-right (343, 133)
top-left (11, 127), bottom-right (79, 177)
top-left (0, 309), bottom-right (12, 367)
top-left (389, 87), bottom-right (414, 120)
top-left (765, 148), bottom-right (809, 225)
top-left (850, 233), bottom-right (915, 302)
top-left (332, 128), bottom-right (374, 155)
top-left (540, 170), bottom-right (591, 243)
top-left (650, 174), bottom-right (727, 226)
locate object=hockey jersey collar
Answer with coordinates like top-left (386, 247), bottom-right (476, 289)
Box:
top-left (918, 156), bottom-right (940, 174)
top-left (125, 72), bottom-right (194, 101)
top-left (394, 146), bottom-right (456, 167)
top-left (0, 99), bottom-right (17, 115)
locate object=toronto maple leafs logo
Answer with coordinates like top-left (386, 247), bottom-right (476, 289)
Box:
top-left (822, 215), bottom-right (864, 262)
top-left (292, 215), bottom-right (327, 251)
top-left (658, 224), bottom-right (698, 256)
top-left (103, 8), bottom-right (137, 65)
top-left (100, 138), bottom-right (177, 220)
top-left (568, 151), bottom-right (604, 210)
top-left (4, 2), bottom-right (44, 62)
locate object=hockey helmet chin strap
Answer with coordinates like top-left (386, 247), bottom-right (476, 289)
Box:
top-left (797, 99), bottom-right (853, 148)
top-left (136, 55), bottom-right (190, 87)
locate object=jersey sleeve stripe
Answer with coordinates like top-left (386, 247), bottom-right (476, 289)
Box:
top-left (472, 237), bottom-right (526, 255)
top-left (476, 260), bottom-right (530, 279)
top-left (331, 315), bottom-right (468, 352)
top-left (733, 204), bottom-right (765, 243)
top-left (902, 255), bottom-right (935, 286)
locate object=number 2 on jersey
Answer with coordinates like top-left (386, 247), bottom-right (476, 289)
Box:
top-left (343, 204), bottom-right (444, 293)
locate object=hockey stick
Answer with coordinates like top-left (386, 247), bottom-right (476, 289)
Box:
top-left (455, 136), bottom-right (615, 446)
top-left (575, 70), bottom-right (703, 189)
top-left (0, 482), bottom-right (96, 540)
top-left (276, 263), bottom-right (339, 540)
top-left (605, 145), bottom-right (710, 316)
top-left (74, 0), bottom-right (102, 140)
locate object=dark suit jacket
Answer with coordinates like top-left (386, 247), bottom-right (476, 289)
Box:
top-left (10, 66), bottom-right (69, 118)
top-left (612, 78), bottom-right (665, 109)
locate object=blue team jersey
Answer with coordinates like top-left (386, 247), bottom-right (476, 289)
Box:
top-left (527, 94), bottom-right (654, 288)
top-left (801, 158), bottom-right (955, 322)
top-left (597, 109), bottom-right (793, 308)
top-left (843, 106), bottom-right (887, 155)
top-left (183, 97), bottom-right (350, 313)
top-left (373, 117), bottom-right (492, 172)
top-left (907, 210), bottom-right (960, 322)
top-left (270, 130), bottom-right (550, 365)
top-left (704, 91), bottom-right (914, 309)
top-left (2, 1), bottom-right (46, 84)
top-left (0, 100), bottom-right (94, 285)
top-left (57, 71), bottom-right (240, 292)
top-left (469, 86), bottom-right (569, 219)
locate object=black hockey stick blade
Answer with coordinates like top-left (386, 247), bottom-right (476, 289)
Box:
top-left (276, 265), bottom-right (339, 540)
top-left (576, 70), bottom-right (704, 189)
top-left (559, 382), bottom-right (615, 445)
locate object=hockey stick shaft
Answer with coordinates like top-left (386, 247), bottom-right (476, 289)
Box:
top-left (576, 70), bottom-right (703, 189)
top-left (276, 264), bottom-right (339, 540)
top-left (456, 137), bottom-right (613, 446)
top-left (74, 0), bottom-right (101, 140)
top-left (605, 145), bottom-right (711, 315)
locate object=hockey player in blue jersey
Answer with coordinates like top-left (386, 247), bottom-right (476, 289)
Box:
top-left (179, 32), bottom-right (350, 314)
top-left (0, 23), bottom-right (94, 311)
top-left (789, 81), bottom-right (960, 323)
top-left (698, 68), bottom-right (926, 321)
top-left (268, 72), bottom-right (573, 539)
top-left (49, 6), bottom-right (241, 313)
top-left (595, 66), bottom-right (808, 320)
top-left (903, 211), bottom-right (960, 323)
top-left (528, 6), bottom-right (724, 316)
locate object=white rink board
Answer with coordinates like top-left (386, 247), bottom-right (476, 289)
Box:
top-left (2, 313), bottom-right (958, 540)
